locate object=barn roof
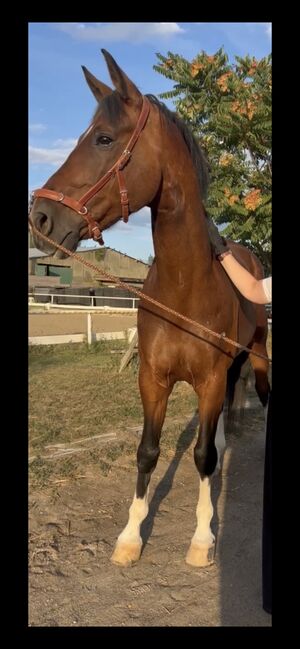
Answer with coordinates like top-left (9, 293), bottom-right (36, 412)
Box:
top-left (29, 245), bottom-right (149, 265)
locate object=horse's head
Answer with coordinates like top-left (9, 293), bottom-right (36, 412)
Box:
top-left (30, 50), bottom-right (162, 258)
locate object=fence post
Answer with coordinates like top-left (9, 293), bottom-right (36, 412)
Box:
top-left (87, 313), bottom-right (92, 346)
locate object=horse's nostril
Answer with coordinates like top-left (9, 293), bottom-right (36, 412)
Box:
top-left (35, 212), bottom-right (52, 236)
top-left (38, 213), bottom-right (47, 229)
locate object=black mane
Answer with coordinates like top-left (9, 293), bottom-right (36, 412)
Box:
top-left (146, 94), bottom-right (210, 201)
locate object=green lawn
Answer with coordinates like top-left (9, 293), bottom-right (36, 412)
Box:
top-left (29, 341), bottom-right (197, 487)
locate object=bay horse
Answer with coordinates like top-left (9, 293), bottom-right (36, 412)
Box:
top-left (30, 50), bottom-right (270, 568)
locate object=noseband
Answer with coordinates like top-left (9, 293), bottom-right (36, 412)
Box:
top-left (30, 97), bottom-right (151, 245)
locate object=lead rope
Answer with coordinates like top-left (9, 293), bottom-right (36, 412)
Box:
top-left (28, 218), bottom-right (272, 363)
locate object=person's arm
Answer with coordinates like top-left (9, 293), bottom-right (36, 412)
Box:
top-left (206, 213), bottom-right (271, 305)
top-left (220, 252), bottom-right (270, 304)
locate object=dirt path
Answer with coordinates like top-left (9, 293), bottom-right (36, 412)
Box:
top-left (29, 394), bottom-right (271, 627)
top-left (29, 312), bottom-right (137, 337)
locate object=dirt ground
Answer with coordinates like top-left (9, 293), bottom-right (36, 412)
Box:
top-left (29, 389), bottom-right (271, 627)
top-left (29, 312), bottom-right (137, 337)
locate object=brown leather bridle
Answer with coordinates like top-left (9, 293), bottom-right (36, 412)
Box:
top-left (30, 96), bottom-right (151, 246)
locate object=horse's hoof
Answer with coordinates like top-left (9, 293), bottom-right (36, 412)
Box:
top-left (185, 541), bottom-right (215, 567)
top-left (110, 541), bottom-right (142, 567)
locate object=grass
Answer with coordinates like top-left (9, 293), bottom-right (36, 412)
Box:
top-left (29, 331), bottom-right (272, 488)
top-left (29, 341), bottom-right (197, 487)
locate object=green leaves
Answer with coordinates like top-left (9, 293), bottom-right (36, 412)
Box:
top-left (154, 49), bottom-right (272, 273)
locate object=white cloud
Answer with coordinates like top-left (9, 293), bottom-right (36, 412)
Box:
top-left (53, 138), bottom-right (78, 148)
top-left (29, 123), bottom-right (47, 133)
top-left (29, 138), bottom-right (77, 165)
top-left (130, 207), bottom-right (151, 227)
top-left (154, 23), bottom-right (184, 36)
top-left (108, 207), bottom-right (151, 233)
top-left (265, 23), bottom-right (272, 38)
top-left (247, 22), bottom-right (272, 38)
top-left (55, 22), bottom-right (184, 43)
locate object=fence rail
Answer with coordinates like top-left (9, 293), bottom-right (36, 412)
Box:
top-left (29, 291), bottom-right (272, 318)
top-left (29, 292), bottom-right (139, 309)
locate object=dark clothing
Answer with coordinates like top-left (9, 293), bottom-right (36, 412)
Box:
top-left (262, 391), bottom-right (272, 614)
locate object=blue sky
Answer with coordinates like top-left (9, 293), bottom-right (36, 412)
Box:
top-left (29, 22), bottom-right (271, 262)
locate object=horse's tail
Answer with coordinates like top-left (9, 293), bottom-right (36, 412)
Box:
top-left (225, 350), bottom-right (252, 432)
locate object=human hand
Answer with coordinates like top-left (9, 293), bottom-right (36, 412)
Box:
top-left (206, 214), bottom-right (230, 258)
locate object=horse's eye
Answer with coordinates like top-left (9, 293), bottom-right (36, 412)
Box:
top-left (95, 135), bottom-right (113, 147)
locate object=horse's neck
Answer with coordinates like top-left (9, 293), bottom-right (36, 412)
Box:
top-left (151, 134), bottom-right (212, 286)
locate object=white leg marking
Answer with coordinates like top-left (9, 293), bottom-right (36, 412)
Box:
top-left (117, 489), bottom-right (149, 546)
top-left (215, 412), bottom-right (226, 474)
top-left (191, 476), bottom-right (214, 547)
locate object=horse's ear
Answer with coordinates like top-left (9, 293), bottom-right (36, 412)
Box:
top-left (82, 66), bottom-right (112, 102)
top-left (101, 49), bottom-right (142, 105)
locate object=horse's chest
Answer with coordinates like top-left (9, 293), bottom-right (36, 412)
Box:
top-left (140, 329), bottom-right (221, 385)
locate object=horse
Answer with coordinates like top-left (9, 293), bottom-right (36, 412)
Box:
top-left (29, 49), bottom-right (270, 568)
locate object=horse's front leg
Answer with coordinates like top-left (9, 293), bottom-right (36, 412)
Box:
top-left (186, 374), bottom-right (227, 568)
top-left (111, 368), bottom-right (171, 566)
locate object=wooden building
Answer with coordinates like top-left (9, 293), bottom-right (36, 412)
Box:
top-left (29, 246), bottom-right (150, 288)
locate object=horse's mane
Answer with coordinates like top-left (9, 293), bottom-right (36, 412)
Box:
top-left (146, 94), bottom-right (210, 201)
top-left (96, 92), bottom-right (210, 201)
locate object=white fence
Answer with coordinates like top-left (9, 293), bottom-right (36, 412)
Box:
top-left (29, 307), bottom-right (137, 347)
top-left (29, 292), bottom-right (138, 345)
top-left (28, 330), bottom-right (129, 346)
top-left (29, 292), bottom-right (139, 310)
top-left (29, 291), bottom-right (271, 347)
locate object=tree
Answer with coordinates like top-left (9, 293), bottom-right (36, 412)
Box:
top-left (147, 254), bottom-right (154, 265)
top-left (154, 48), bottom-right (272, 273)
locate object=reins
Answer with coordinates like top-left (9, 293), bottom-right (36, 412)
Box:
top-left (28, 218), bottom-right (272, 363)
